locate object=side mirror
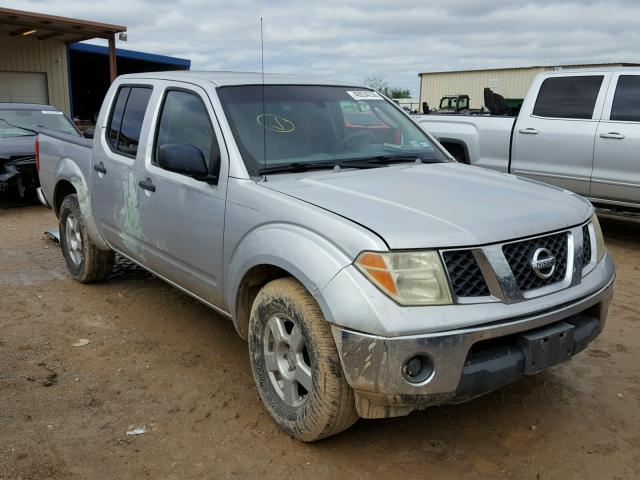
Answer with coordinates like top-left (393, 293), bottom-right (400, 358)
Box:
top-left (83, 128), bottom-right (95, 139)
top-left (157, 143), bottom-right (216, 183)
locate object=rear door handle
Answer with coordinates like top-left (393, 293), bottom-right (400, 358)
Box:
top-left (93, 162), bottom-right (107, 174)
top-left (138, 177), bottom-right (156, 193)
top-left (599, 132), bottom-right (625, 140)
top-left (518, 128), bottom-right (539, 135)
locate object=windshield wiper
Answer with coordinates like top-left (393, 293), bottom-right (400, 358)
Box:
top-left (0, 118), bottom-right (38, 136)
top-left (258, 160), bottom-right (385, 174)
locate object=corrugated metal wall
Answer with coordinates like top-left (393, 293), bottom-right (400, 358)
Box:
top-left (419, 64), bottom-right (626, 111)
top-left (419, 67), bottom-right (548, 110)
top-left (0, 31), bottom-right (70, 114)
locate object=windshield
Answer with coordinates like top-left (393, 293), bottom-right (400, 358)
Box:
top-left (217, 85), bottom-right (449, 175)
top-left (0, 108), bottom-right (78, 138)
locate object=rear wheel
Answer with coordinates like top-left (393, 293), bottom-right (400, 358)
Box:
top-left (248, 277), bottom-right (358, 441)
top-left (59, 194), bottom-right (114, 283)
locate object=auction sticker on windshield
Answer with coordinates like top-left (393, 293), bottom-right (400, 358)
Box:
top-left (346, 90), bottom-right (384, 101)
top-left (42, 111), bottom-right (63, 115)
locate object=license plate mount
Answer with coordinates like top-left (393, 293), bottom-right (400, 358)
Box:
top-left (516, 321), bottom-right (575, 375)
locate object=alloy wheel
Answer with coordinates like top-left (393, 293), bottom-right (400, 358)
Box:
top-left (263, 314), bottom-right (312, 407)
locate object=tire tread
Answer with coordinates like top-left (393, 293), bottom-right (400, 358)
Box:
top-left (249, 277), bottom-right (358, 441)
top-left (59, 194), bottom-right (114, 283)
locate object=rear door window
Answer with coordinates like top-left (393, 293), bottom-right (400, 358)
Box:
top-left (610, 75), bottom-right (640, 122)
top-left (108, 87), bottom-right (129, 149)
top-left (533, 76), bottom-right (604, 119)
top-left (107, 86), bottom-right (152, 157)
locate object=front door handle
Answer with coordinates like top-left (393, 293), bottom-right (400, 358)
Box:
top-left (138, 177), bottom-right (156, 193)
top-left (93, 162), bottom-right (107, 174)
top-left (518, 128), bottom-right (539, 135)
top-left (599, 132), bottom-right (625, 140)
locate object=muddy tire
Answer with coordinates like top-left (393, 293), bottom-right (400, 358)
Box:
top-left (59, 194), bottom-right (114, 283)
top-left (248, 277), bottom-right (358, 441)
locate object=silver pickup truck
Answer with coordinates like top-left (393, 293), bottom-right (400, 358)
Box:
top-left (37, 72), bottom-right (615, 441)
top-left (415, 68), bottom-right (640, 217)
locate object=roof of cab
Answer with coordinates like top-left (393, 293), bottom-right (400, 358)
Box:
top-left (116, 70), bottom-right (365, 87)
top-left (0, 103), bottom-right (58, 111)
top-left (541, 66), bottom-right (640, 74)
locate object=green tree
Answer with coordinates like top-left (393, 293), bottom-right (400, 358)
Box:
top-left (362, 76), bottom-right (411, 99)
top-left (363, 75), bottom-right (390, 95)
top-left (388, 88), bottom-right (412, 99)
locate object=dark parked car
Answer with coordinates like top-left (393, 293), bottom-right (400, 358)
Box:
top-left (0, 103), bottom-right (79, 201)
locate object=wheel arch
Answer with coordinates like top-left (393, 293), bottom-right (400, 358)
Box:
top-left (53, 158), bottom-right (110, 251)
top-left (233, 263), bottom-right (292, 340)
top-left (53, 179), bottom-right (76, 216)
top-left (227, 225), bottom-right (354, 340)
top-left (439, 137), bottom-right (470, 164)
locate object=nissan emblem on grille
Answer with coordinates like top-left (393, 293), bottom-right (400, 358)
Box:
top-left (531, 247), bottom-right (556, 280)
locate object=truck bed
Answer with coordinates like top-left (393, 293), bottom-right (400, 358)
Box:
top-left (38, 129), bottom-right (92, 212)
top-left (413, 114), bottom-right (516, 172)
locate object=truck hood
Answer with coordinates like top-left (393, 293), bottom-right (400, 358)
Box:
top-left (261, 162), bottom-right (592, 249)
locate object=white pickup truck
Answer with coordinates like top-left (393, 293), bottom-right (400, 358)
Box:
top-left (415, 68), bottom-right (640, 217)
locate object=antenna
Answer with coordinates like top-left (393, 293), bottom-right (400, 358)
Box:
top-left (260, 17), bottom-right (267, 182)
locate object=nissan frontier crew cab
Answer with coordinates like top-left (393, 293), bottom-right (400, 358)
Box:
top-left (36, 72), bottom-right (615, 441)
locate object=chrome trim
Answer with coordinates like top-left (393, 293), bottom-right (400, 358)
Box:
top-left (590, 178), bottom-right (639, 188)
top-left (582, 222), bottom-right (597, 276)
top-left (520, 230), bottom-right (575, 300)
top-left (441, 224), bottom-right (592, 305)
top-left (483, 243), bottom-right (520, 302)
top-left (590, 197), bottom-right (640, 210)
top-left (439, 248), bottom-right (498, 304)
top-left (511, 169), bottom-right (588, 182)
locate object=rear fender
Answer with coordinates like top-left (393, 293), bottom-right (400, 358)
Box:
top-left (55, 158), bottom-right (109, 250)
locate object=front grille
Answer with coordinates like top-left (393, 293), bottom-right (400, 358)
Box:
top-left (443, 250), bottom-right (490, 297)
top-left (502, 232), bottom-right (568, 292)
top-left (582, 225), bottom-right (592, 266)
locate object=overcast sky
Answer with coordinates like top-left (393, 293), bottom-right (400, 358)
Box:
top-left (5, 0), bottom-right (640, 97)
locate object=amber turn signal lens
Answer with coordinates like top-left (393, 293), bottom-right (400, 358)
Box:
top-left (356, 253), bottom-right (398, 295)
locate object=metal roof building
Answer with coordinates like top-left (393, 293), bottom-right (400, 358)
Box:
top-left (418, 63), bottom-right (640, 111)
top-left (0, 7), bottom-right (190, 119)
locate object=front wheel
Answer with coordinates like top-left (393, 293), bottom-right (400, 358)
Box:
top-left (59, 194), bottom-right (114, 283)
top-left (248, 277), bottom-right (358, 441)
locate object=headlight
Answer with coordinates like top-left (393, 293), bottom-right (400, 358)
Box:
top-left (591, 213), bottom-right (606, 263)
top-left (355, 251), bottom-right (453, 305)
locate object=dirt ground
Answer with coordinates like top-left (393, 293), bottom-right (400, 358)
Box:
top-left (1, 205), bottom-right (639, 480)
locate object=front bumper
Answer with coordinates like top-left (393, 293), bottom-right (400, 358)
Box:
top-left (331, 275), bottom-right (614, 419)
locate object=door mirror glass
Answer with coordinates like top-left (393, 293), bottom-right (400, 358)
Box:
top-left (157, 144), bottom-right (208, 178)
top-left (83, 127), bottom-right (95, 139)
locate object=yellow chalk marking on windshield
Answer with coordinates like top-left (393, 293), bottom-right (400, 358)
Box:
top-left (257, 114), bottom-right (295, 133)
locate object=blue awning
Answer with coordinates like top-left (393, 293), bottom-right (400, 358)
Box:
top-left (69, 42), bottom-right (191, 69)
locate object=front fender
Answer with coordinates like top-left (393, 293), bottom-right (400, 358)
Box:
top-left (55, 158), bottom-right (109, 250)
top-left (226, 223), bottom-right (355, 329)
